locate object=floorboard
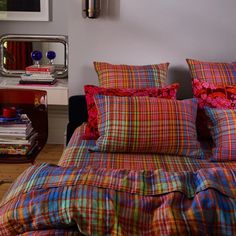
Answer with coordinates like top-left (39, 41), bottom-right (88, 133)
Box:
top-left (0, 144), bottom-right (64, 201)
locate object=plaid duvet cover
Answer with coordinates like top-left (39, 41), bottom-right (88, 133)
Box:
top-left (0, 163), bottom-right (235, 235)
top-left (0, 124), bottom-right (235, 235)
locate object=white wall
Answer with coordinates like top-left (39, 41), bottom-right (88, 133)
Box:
top-left (68, 0), bottom-right (236, 99)
top-left (1, 0), bottom-right (236, 143)
top-left (1, 0), bottom-right (236, 98)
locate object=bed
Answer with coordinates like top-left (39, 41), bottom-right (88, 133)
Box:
top-left (0, 60), bottom-right (235, 235)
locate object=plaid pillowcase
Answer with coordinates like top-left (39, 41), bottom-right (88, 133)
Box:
top-left (92, 95), bottom-right (204, 158)
top-left (192, 78), bottom-right (236, 139)
top-left (94, 61), bottom-right (169, 89)
top-left (205, 107), bottom-right (236, 161)
top-left (187, 59), bottom-right (236, 85)
top-left (83, 84), bottom-right (179, 139)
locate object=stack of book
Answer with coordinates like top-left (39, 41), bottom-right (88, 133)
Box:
top-left (0, 114), bottom-right (38, 155)
top-left (20, 65), bottom-right (57, 85)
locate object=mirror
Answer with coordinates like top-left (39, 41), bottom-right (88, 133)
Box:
top-left (0, 34), bottom-right (68, 78)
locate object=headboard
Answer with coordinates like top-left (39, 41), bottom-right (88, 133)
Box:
top-left (66, 95), bottom-right (88, 145)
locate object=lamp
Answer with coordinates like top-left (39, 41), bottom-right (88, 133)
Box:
top-left (82, 0), bottom-right (100, 19)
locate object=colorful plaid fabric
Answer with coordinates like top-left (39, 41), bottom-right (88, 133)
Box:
top-left (21, 230), bottom-right (79, 235)
top-left (0, 163), bottom-right (235, 235)
top-left (61, 123), bottom-right (236, 169)
top-left (205, 107), bottom-right (236, 161)
top-left (83, 83), bottom-right (179, 139)
top-left (94, 61), bottom-right (169, 88)
top-left (92, 95), bottom-right (204, 158)
top-left (186, 58), bottom-right (236, 85)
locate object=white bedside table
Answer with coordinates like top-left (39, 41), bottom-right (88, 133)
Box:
top-left (0, 77), bottom-right (68, 105)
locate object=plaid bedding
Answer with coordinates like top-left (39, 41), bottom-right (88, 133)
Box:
top-left (0, 124), bottom-right (235, 235)
top-left (59, 124), bottom-right (236, 171)
top-left (0, 163), bottom-right (235, 235)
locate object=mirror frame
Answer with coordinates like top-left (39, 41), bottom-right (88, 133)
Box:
top-left (0, 34), bottom-right (68, 78)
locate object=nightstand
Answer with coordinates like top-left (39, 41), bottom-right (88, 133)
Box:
top-left (0, 88), bottom-right (48, 163)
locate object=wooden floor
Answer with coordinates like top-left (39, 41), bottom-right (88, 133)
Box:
top-left (0, 144), bottom-right (64, 201)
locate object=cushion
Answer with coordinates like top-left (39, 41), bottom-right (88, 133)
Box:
top-left (192, 78), bottom-right (236, 139)
top-left (92, 95), bottom-right (204, 158)
top-left (83, 83), bottom-right (179, 140)
top-left (186, 58), bottom-right (236, 85)
top-left (193, 78), bottom-right (236, 109)
top-left (205, 107), bottom-right (236, 161)
top-left (94, 61), bottom-right (169, 89)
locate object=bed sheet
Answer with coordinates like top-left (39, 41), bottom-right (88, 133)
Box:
top-left (59, 123), bottom-right (236, 171)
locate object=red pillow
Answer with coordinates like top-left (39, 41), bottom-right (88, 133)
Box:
top-left (83, 83), bottom-right (179, 139)
top-left (192, 78), bottom-right (236, 139)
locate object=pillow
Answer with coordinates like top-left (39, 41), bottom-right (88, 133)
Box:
top-left (83, 83), bottom-right (179, 140)
top-left (193, 78), bottom-right (236, 109)
top-left (186, 58), bottom-right (236, 86)
top-left (92, 95), bottom-right (204, 158)
top-left (205, 107), bottom-right (236, 161)
top-left (192, 78), bottom-right (236, 139)
top-left (94, 61), bottom-right (169, 89)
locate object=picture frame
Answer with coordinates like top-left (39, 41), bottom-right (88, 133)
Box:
top-left (0, 0), bottom-right (50, 21)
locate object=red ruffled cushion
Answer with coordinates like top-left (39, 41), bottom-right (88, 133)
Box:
top-left (192, 78), bottom-right (236, 139)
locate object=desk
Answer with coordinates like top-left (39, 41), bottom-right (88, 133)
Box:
top-left (0, 77), bottom-right (69, 144)
top-left (0, 77), bottom-right (68, 105)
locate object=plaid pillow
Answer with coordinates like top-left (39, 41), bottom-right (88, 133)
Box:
top-left (187, 59), bottom-right (236, 85)
top-left (205, 107), bottom-right (236, 161)
top-left (83, 84), bottom-right (179, 139)
top-left (94, 61), bottom-right (169, 88)
top-left (193, 78), bottom-right (236, 139)
top-left (92, 95), bottom-right (204, 158)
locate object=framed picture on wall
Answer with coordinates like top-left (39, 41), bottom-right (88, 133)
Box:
top-left (0, 0), bottom-right (50, 21)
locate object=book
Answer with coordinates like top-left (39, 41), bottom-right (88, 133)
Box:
top-left (19, 78), bottom-right (57, 85)
top-left (21, 73), bottom-right (55, 80)
top-left (0, 114), bottom-right (31, 125)
top-left (0, 114), bottom-right (32, 137)
top-left (0, 116), bottom-right (18, 123)
top-left (20, 72), bottom-right (57, 85)
top-left (0, 124), bottom-right (33, 136)
top-left (0, 113), bottom-right (38, 146)
top-left (0, 131), bottom-right (38, 145)
top-left (25, 65), bottom-right (55, 74)
top-left (0, 144), bottom-right (32, 155)
top-left (0, 142), bottom-right (38, 155)
top-left (0, 123), bottom-right (32, 131)
top-left (0, 125), bottom-right (34, 138)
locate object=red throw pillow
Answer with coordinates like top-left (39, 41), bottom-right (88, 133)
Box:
top-left (192, 78), bottom-right (236, 139)
top-left (83, 83), bottom-right (179, 139)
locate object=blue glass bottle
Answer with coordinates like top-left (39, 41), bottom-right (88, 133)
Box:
top-left (46, 51), bottom-right (56, 65)
top-left (31, 50), bottom-right (42, 67)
